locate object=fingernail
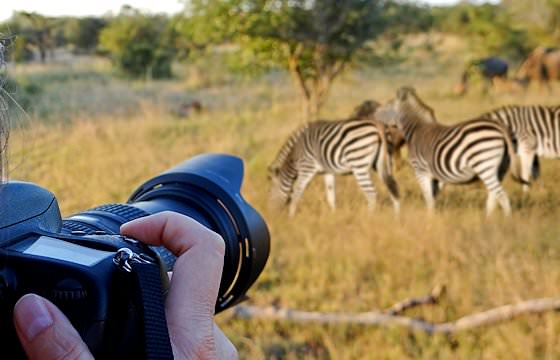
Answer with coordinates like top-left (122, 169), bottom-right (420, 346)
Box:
top-left (14, 294), bottom-right (54, 341)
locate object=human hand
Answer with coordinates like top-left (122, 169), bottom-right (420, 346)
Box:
top-left (13, 211), bottom-right (238, 359)
top-left (121, 211), bottom-right (238, 359)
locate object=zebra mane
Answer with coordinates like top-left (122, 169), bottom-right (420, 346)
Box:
top-left (349, 100), bottom-right (381, 120)
top-left (269, 123), bottom-right (309, 172)
top-left (396, 87), bottom-right (437, 124)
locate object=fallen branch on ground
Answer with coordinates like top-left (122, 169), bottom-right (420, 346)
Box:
top-left (385, 284), bottom-right (446, 315)
top-left (232, 287), bottom-right (560, 334)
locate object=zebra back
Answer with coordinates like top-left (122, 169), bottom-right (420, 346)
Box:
top-left (479, 105), bottom-right (560, 158)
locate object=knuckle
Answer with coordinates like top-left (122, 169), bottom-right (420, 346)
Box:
top-left (206, 231), bottom-right (226, 257)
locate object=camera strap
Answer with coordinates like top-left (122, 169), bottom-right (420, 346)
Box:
top-left (114, 248), bottom-right (173, 359)
top-left (130, 262), bottom-right (174, 360)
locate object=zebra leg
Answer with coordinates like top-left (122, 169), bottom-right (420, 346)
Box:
top-left (493, 188), bottom-right (511, 216)
top-left (519, 150), bottom-right (535, 193)
top-left (519, 137), bottom-right (538, 192)
top-left (479, 173), bottom-right (512, 216)
top-left (288, 170), bottom-right (317, 217)
top-left (416, 173), bottom-right (435, 213)
top-left (351, 167), bottom-right (377, 211)
top-left (324, 173), bottom-right (336, 210)
top-left (485, 191), bottom-right (497, 215)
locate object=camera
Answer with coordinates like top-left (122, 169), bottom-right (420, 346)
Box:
top-left (0, 153), bottom-right (270, 358)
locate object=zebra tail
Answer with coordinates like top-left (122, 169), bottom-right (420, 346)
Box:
top-left (532, 155), bottom-right (540, 180)
top-left (503, 128), bottom-right (531, 186)
top-left (376, 121), bottom-right (400, 199)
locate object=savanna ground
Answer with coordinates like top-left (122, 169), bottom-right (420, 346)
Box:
top-left (6, 36), bottom-right (560, 359)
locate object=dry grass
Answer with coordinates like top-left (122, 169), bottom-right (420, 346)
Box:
top-left (7, 55), bottom-right (560, 359)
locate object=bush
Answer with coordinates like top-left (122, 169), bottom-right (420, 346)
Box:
top-left (99, 8), bottom-right (174, 79)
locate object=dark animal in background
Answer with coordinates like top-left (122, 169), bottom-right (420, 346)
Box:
top-left (176, 100), bottom-right (203, 118)
top-left (454, 57), bottom-right (510, 95)
top-left (516, 47), bottom-right (560, 91)
top-left (350, 100), bottom-right (406, 169)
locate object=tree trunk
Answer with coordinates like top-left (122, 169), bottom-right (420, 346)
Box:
top-left (285, 45), bottom-right (346, 122)
top-left (286, 47), bottom-right (313, 122)
top-left (305, 95), bottom-right (319, 122)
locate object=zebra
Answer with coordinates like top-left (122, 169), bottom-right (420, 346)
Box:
top-left (477, 105), bottom-right (560, 192)
top-left (351, 100), bottom-right (406, 169)
top-left (375, 86), bottom-right (528, 216)
top-left (268, 117), bottom-right (400, 216)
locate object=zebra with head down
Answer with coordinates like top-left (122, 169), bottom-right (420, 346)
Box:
top-left (375, 86), bottom-right (528, 216)
top-left (268, 116), bottom-right (400, 217)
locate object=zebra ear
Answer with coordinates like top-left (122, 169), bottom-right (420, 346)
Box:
top-left (397, 86), bottom-right (415, 101)
top-left (267, 165), bottom-right (279, 176)
top-left (396, 88), bottom-right (408, 101)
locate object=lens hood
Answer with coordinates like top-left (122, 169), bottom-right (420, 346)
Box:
top-left (128, 154), bottom-right (270, 309)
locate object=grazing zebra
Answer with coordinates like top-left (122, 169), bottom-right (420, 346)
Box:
top-left (477, 105), bottom-right (560, 192)
top-left (268, 118), bottom-right (400, 216)
top-left (375, 86), bottom-right (527, 216)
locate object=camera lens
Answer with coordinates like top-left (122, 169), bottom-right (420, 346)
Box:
top-left (62, 154), bottom-right (270, 312)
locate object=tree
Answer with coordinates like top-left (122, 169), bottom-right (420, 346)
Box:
top-left (99, 7), bottom-right (174, 79)
top-left (2, 12), bottom-right (56, 63)
top-left (181, 0), bottom-right (387, 120)
top-left (18, 12), bottom-right (56, 63)
top-left (64, 17), bottom-right (107, 53)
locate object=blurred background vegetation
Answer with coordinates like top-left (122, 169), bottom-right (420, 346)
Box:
top-left (3, 1), bottom-right (560, 359)
top-left (2, 0), bottom-right (559, 121)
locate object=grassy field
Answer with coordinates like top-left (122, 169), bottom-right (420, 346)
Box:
top-left (6, 46), bottom-right (560, 359)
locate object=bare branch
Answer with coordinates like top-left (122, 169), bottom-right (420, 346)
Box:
top-left (385, 284), bottom-right (446, 316)
top-left (286, 43), bottom-right (310, 101)
top-left (232, 296), bottom-right (560, 335)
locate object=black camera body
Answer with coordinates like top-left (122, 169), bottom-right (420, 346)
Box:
top-left (0, 154), bottom-right (270, 358)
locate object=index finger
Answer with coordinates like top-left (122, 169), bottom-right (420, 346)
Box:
top-left (120, 211), bottom-right (225, 258)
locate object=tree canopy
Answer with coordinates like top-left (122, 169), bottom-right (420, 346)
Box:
top-left (179, 0), bottom-right (390, 119)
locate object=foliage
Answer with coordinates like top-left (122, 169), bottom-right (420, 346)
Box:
top-left (382, 1), bottom-right (433, 38)
top-left (64, 17), bottom-right (107, 52)
top-left (433, 3), bottom-right (532, 61)
top-left (503, 0), bottom-right (560, 44)
top-left (179, 0), bottom-right (388, 120)
top-left (0, 12), bottom-right (58, 63)
top-left (99, 7), bottom-right (174, 79)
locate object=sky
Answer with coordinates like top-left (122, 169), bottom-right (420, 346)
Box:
top-left (0, 0), bottom-right (499, 22)
top-left (0, 0), bottom-right (185, 21)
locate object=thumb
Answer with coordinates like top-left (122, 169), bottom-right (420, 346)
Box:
top-left (13, 294), bottom-right (93, 360)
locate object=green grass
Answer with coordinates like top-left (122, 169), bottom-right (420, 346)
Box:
top-left (7, 44), bottom-right (560, 359)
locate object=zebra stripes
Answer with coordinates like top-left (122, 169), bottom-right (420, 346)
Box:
top-left (268, 118), bottom-right (400, 216)
top-left (375, 86), bottom-right (526, 216)
top-left (478, 105), bottom-right (560, 191)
